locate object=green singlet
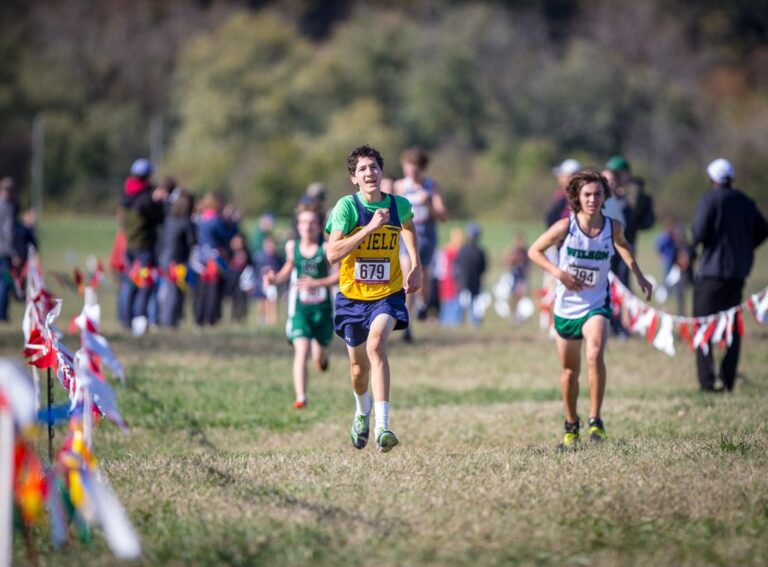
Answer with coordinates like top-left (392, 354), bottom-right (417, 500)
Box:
top-left (286, 241), bottom-right (334, 346)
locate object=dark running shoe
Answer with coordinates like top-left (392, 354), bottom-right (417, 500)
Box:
top-left (559, 418), bottom-right (582, 450)
top-left (588, 417), bottom-right (606, 443)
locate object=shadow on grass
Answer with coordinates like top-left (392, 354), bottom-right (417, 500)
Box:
top-left (125, 378), bottom-right (218, 450)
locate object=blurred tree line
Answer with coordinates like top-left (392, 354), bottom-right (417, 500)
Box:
top-left (2, 0), bottom-right (767, 221)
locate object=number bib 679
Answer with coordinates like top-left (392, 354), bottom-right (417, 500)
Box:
top-left (354, 258), bottom-right (391, 284)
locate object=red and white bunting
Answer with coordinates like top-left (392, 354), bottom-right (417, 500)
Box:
top-left (607, 273), bottom-right (768, 357)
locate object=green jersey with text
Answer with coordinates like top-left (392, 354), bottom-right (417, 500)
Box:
top-left (289, 241), bottom-right (331, 313)
top-left (286, 241), bottom-right (334, 345)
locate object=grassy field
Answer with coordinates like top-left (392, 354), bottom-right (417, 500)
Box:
top-left (5, 216), bottom-right (768, 566)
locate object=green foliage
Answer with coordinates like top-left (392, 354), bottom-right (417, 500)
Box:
top-left (232, 140), bottom-right (306, 215)
top-left (295, 98), bottom-right (404, 200)
top-left (167, 12), bottom-right (312, 194)
top-left (4, 0), bottom-right (768, 217)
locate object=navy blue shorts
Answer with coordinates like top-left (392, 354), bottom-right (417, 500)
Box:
top-left (334, 290), bottom-right (409, 347)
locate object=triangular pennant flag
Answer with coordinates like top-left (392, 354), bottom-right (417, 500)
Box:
top-left (634, 307), bottom-right (656, 336)
top-left (652, 314), bottom-right (675, 356)
top-left (736, 310), bottom-right (745, 336)
top-left (83, 331), bottom-right (126, 383)
top-left (84, 369), bottom-right (128, 431)
top-left (702, 319), bottom-right (717, 344)
top-left (725, 308), bottom-right (736, 346)
top-left (0, 360), bottom-right (37, 427)
top-left (92, 471), bottom-right (142, 559)
top-left (55, 346), bottom-right (76, 392)
top-left (711, 313), bottom-right (728, 345)
top-left (646, 311), bottom-right (660, 344)
top-left (692, 319), bottom-right (716, 353)
top-left (755, 290), bottom-right (768, 324)
top-left (680, 322), bottom-right (692, 347)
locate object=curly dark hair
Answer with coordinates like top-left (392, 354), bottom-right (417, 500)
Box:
top-left (566, 168), bottom-right (610, 213)
top-left (346, 145), bottom-right (384, 175)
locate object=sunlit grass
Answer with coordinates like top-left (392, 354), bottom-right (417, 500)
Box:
top-left (3, 216), bottom-right (767, 566)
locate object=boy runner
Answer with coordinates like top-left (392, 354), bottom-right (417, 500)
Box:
top-left (326, 145), bottom-right (421, 453)
top-left (393, 148), bottom-right (448, 338)
top-left (528, 169), bottom-right (653, 448)
top-left (263, 203), bottom-right (339, 409)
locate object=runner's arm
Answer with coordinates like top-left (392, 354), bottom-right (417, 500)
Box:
top-left (299, 244), bottom-right (340, 289)
top-left (326, 208), bottom-right (389, 264)
top-left (400, 220), bottom-right (422, 294)
top-left (428, 183), bottom-right (449, 222)
top-left (527, 219), bottom-right (583, 292)
top-left (528, 219), bottom-right (569, 279)
top-left (612, 219), bottom-right (653, 300)
top-left (264, 240), bottom-right (295, 286)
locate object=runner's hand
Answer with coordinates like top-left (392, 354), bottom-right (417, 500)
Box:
top-left (638, 275), bottom-right (653, 301)
top-left (296, 276), bottom-right (317, 291)
top-left (366, 208), bottom-right (390, 232)
top-left (558, 270), bottom-right (585, 292)
top-left (405, 265), bottom-right (422, 294)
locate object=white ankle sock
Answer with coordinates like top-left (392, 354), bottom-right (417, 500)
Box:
top-left (374, 401), bottom-right (389, 432)
top-left (354, 391), bottom-right (371, 415)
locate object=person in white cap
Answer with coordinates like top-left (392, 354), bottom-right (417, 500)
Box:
top-left (692, 158), bottom-right (768, 392)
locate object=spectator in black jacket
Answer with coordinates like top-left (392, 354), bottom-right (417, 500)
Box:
top-left (692, 158), bottom-right (768, 392)
top-left (606, 155), bottom-right (655, 289)
top-left (119, 158), bottom-right (166, 335)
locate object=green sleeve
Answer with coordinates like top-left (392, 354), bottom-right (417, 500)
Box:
top-left (326, 196), bottom-right (358, 235)
top-left (394, 195), bottom-right (414, 225)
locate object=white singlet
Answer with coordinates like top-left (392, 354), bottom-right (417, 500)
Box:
top-left (554, 214), bottom-right (615, 319)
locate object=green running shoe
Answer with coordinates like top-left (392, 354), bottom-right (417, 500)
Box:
top-left (350, 413), bottom-right (370, 449)
top-left (375, 429), bottom-right (399, 453)
top-left (559, 418), bottom-right (581, 450)
top-left (588, 417), bottom-right (606, 443)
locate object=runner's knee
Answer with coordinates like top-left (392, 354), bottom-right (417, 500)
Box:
top-left (350, 360), bottom-right (369, 380)
top-left (561, 367), bottom-right (579, 384)
top-left (366, 334), bottom-right (387, 360)
top-left (585, 344), bottom-right (603, 366)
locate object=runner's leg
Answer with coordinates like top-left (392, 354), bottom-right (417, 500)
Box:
top-left (556, 336), bottom-right (581, 423)
top-left (292, 338), bottom-right (310, 403)
top-left (582, 315), bottom-right (609, 419)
